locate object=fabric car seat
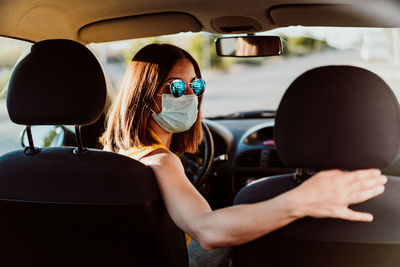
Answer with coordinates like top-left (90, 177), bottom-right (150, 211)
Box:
top-left (0, 39), bottom-right (188, 267)
top-left (233, 65), bottom-right (400, 267)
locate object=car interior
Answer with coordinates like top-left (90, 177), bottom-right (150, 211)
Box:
top-left (0, 0), bottom-right (400, 266)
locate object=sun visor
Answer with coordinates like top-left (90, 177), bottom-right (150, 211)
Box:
top-left (270, 4), bottom-right (400, 28)
top-left (79, 12), bottom-right (202, 43)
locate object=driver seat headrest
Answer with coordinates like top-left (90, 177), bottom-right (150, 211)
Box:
top-left (275, 65), bottom-right (400, 170)
top-left (7, 39), bottom-right (106, 126)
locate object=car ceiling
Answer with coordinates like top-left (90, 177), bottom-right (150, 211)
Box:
top-left (1, 0), bottom-right (400, 43)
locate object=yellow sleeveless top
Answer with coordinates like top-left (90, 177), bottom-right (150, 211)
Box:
top-left (119, 140), bottom-right (192, 247)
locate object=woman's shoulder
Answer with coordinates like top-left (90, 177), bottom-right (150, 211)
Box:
top-left (140, 149), bottom-right (187, 183)
top-left (140, 147), bottom-right (183, 169)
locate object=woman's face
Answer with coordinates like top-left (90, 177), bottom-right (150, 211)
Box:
top-left (151, 58), bottom-right (197, 114)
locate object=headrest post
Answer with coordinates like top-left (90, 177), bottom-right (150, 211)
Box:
top-left (24, 125), bottom-right (40, 155)
top-left (73, 125), bottom-right (88, 155)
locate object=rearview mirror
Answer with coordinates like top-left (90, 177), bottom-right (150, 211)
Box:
top-left (216, 36), bottom-right (282, 57)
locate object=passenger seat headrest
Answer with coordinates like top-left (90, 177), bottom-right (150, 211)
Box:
top-left (275, 65), bottom-right (400, 170)
top-left (7, 39), bottom-right (106, 126)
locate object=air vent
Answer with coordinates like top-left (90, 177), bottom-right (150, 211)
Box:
top-left (268, 149), bottom-right (286, 167)
top-left (236, 150), bottom-right (261, 167)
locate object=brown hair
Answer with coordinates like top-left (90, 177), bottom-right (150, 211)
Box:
top-left (101, 43), bottom-right (203, 154)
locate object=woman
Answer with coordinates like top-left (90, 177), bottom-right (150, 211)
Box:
top-left (102, 43), bottom-right (386, 251)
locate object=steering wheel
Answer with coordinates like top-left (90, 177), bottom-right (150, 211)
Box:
top-left (180, 120), bottom-right (214, 190)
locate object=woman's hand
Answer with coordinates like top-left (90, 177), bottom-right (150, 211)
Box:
top-left (290, 169), bottom-right (387, 222)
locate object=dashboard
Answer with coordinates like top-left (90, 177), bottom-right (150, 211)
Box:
top-left (204, 118), bottom-right (295, 207)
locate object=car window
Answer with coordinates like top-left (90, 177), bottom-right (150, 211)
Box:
top-left (0, 37), bottom-right (32, 155)
top-left (1, 27), bottom-right (400, 154)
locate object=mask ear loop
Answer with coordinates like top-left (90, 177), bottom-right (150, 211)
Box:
top-left (150, 94), bottom-right (163, 115)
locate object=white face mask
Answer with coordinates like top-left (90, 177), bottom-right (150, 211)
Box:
top-left (151, 94), bottom-right (198, 133)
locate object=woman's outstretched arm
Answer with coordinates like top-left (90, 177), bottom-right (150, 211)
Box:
top-left (140, 149), bottom-right (386, 250)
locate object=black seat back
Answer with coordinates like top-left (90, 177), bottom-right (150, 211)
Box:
top-left (233, 66), bottom-right (400, 267)
top-left (1, 39), bottom-right (188, 267)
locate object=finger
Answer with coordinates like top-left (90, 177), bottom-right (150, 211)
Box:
top-left (348, 175), bottom-right (387, 193)
top-left (339, 209), bottom-right (374, 222)
top-left (349, 185), bottom-right (385, 204)
top-left (343, 169), bottom-right (381, 184)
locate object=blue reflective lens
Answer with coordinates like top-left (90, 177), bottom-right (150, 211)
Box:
top-left (191, 79), bottom-right (206, 96)
top-left (168, 78), bottom-right (206, 97)
top-left (170, 80), bottom-right (186, 97)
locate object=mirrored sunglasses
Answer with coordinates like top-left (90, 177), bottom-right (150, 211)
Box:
top-left (168, 79), bottom-right (206, 97)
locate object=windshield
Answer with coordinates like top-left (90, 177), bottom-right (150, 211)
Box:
top-left (0, 26), bottom-right (399, 153)
top-left (90, 26), bottom-right (400, 117)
